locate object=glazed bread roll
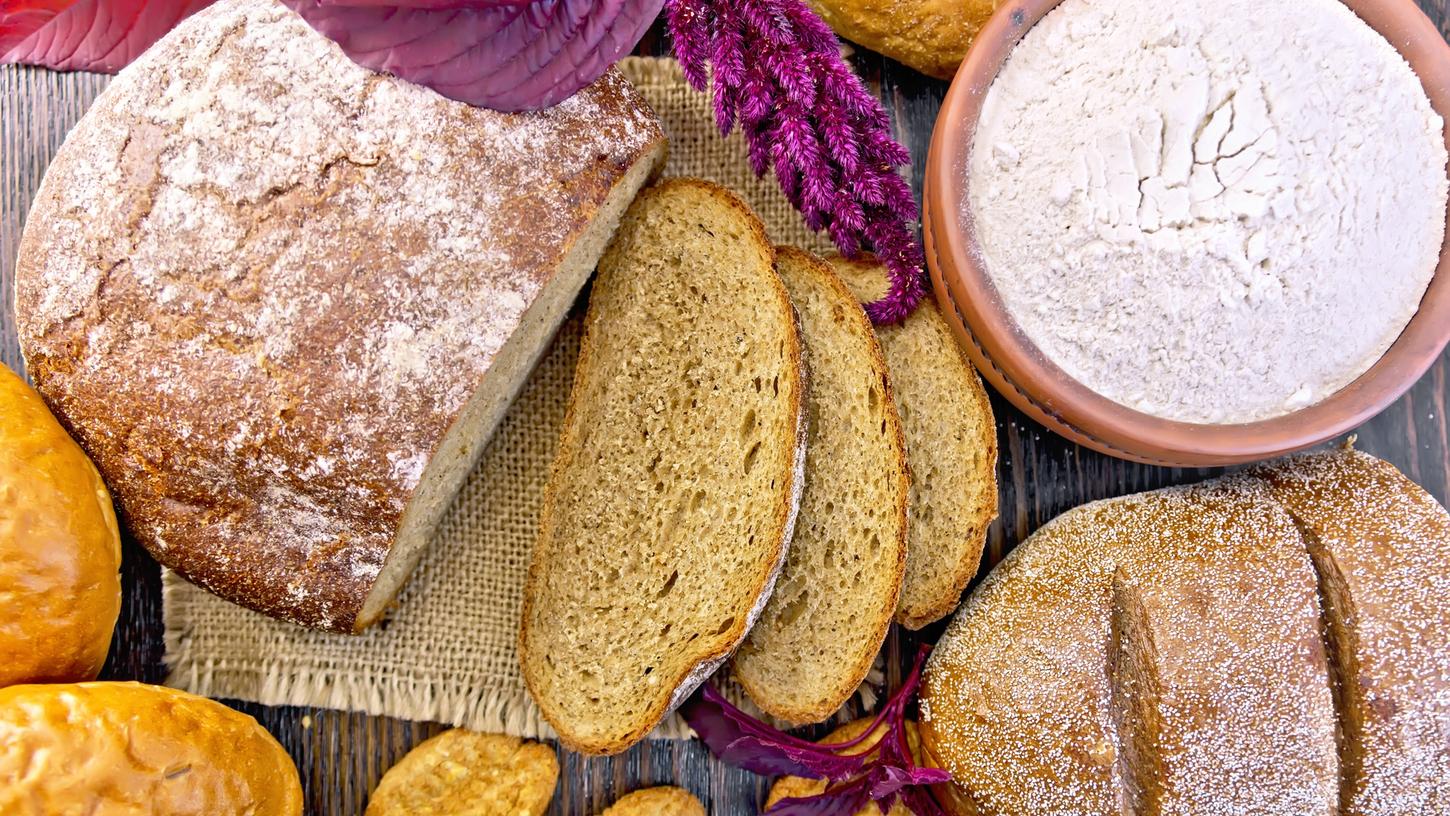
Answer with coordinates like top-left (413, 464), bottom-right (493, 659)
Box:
top-left (920, 448), bottom-right (1449, 815)
top-left (0, 363), bottom-right (121, 687)
top-left (0, 682), bottom-right (302, 815)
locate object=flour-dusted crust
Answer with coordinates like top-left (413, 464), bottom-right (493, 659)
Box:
top-left (14, 0), bottom-right (665, 632)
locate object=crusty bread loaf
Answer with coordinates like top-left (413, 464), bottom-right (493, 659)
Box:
top-left (0, 363), bottom-right (120, 687)
top-left (921, 448), bottom-right (1448, 816)
top-left (1107, 480), bottom-right (1336, 816)
top-left (520, 179), bottom-right (805, 755)
top-left (601, 787), bottom-right (706, 816)
top-left (0, 681), bottom-right (301, 814)
top-left (809, 0), bottom-right (994, 79)
top-left (366, 730), bottom-right (558, 816)
top-left (829, 256), bottom-right (997, 629)
top-left (733, 248), bottom-right (908, 724)
top-left (766, 717), bottom-right (923, 815)
top-left (1255, 449), bottom-right (1450, 815)
top-left (14, 0), bottom-right (666, 633)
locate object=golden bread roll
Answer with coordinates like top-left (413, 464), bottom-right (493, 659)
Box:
top-left (366, 729), bottom-right (558, 816)
top-left (766, 717), bottom-right (923, 815)
top-left (601, 787), bottom-right (706, 816)
top-left (0, 681), bottom-right (302, 815)
top-left (0, 362), bottom-right (121, 686)
top-left (810, 0), bottom-right (998, 80)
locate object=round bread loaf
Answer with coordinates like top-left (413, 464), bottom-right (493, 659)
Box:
top-left (0, 681), bottom-right (302, 814)
top-left (14, 0), bottom-right (665, 631)
top-left (810, 0), bottom-right (995, 80)
top-left (920, 479), bottom-right (1337, 815)
top-left (0, 363), bottom-right (121, 687)
top-left (366, 730), bottom-right (558, 816)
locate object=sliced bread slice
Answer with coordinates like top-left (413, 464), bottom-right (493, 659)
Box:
top-left (1254, 448), bottom-right (1450, 815)
top-left (519, 178), bottom-right (806, 755)
top-left (732, 247), bottom-right (909, 724)
top-left (1107, 477), bottom-right (1338, 816)
top-left (828, 256), bottom-right (998, 629)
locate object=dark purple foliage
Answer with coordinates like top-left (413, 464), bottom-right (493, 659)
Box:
top-left (664, 0), bottom-right (927, 323)
top-left (281, 0), bottom-right (664, 111)
top-left (681, 644), bottom-right (950, 815)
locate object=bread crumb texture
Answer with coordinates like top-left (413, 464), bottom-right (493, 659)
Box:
top-left (921, 448), bottom-right (1450, 815)
top-left (13, 0), bottom-right (662, 631)
top-left (520, 179), bottom-right (805, 754)
top-left (365, 730), bottom-right (558, 816)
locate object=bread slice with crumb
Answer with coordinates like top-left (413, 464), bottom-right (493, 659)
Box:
top-left (519, 178), bottom-right (806, 755)
top-left (365, 730), bottom-right (558, 816)
top-left (828, 256), bottom-right (998, 629)
top-left (601, 787), bottom-right (706, 816)
top-left (1254, 448), bottom-right (1450, 815)
top-left (732, 248), bottom-right (908, 724)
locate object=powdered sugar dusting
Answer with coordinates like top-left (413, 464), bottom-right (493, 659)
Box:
top-left (15, 0), bottom-right (663, 631)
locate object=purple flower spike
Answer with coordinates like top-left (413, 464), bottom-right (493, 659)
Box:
top-left (665, 0), bottom-right (928, 323)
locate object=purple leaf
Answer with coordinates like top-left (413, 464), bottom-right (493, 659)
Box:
top-left (281, 0), bottom-right (663, 111)
top-left (2, 0), bottom-right (215, 71)
top-left (680, 683), bottom-right (825, 754)
top-left (767, 780), bottom-right (874, 816)
top-left (718, 736), bottom-right (865, 780)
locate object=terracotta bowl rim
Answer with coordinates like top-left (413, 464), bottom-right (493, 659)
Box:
top-left (923, 0), bottom-right (1450, 466)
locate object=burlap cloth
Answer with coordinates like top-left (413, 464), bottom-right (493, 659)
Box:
top-left (162, 57), bottom-right (838, 738)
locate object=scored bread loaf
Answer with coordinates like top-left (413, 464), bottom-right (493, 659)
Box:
top-left (1254, 449), bottom-right (1450, 815)
top-left (0, 682), bottom-right (302, 814)
top-left (519, 179), bottom-right (806, 755)
top-left (922, 448), bottom-right (1449, 816)
top-left (365, 730), bottom-right (558, 816)
top-left (921, 482), bottom-right (1336, 815)
top-left (733, 247), bottom-right (909, 724)
top-left (14, 0), bottom-right (666, 632)
top-left (830, 256), bottom-right (998, 629)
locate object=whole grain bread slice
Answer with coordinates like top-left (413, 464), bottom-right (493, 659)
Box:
top-left (519, 178), bottom-right (806, 755)
top-left (828, 256), bottom-right (998, 629)
top-left (732, 247), bottom-right (909, 724)
top-left (1253, 447), bottom-right (1450, 815)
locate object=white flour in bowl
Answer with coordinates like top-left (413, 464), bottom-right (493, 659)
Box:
top-left (967, 0), bottom-right (1448, 424)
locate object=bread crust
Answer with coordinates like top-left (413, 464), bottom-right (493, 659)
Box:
top-left (0, 364), bottom-right (121, 686)
top-left (733, 247), bottom-right (909, 725)
top-left (827, 255), bottom-right (998, 630)
top-left (0, 681), bottom-right (301, 814)
top-left (810, 0), bottom-right (997, 79)
top-left (519, 178), bottom-right (806, 755)
top-left (365, 730), bottom-right (558, 816)
top-left (601, 787), bottom-right (706, 816)
top-left (14, 0), bottom-right (665, 632)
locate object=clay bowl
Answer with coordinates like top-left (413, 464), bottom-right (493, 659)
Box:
top-left (923, 0), bottom-right (1450, 466)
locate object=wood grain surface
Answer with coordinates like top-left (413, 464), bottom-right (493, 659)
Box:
top-left (4, 4), bottom-right (1449, 812)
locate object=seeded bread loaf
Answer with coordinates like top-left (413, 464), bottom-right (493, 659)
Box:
top-left (601, 787), bottom-right (706, 816)
top-left (733, 247), bottom-right (909, 724)
top-left (1254, 449), bottom-right (1450, 815)
top-left (921, 449), bottom-right (1448, 816)
top-left (830, 256), bottom-right (998, 629)
top-left (365, 730), bottom-right (558, 816)
top-left (519, 179), bottom-right (806, 755)
top-left (14, 0), bottom-right (666, 632)
top-left (0, 682), bottom-right (301, 814)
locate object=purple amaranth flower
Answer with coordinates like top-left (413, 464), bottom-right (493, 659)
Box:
top-left (665, 0), bottom-right (928, 324)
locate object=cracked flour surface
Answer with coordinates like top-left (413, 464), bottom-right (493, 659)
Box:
top-left (967, 0), bottom-right (1448, 424)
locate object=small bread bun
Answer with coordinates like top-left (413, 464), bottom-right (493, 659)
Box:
top-left (602, 787), bottom-right (706, 816)
top-left (366, 730), bottom-right (558, 816)
top-left (0, 682), bottom-right (302, 814)
top-left (0, 363), bottom-right (121, 686)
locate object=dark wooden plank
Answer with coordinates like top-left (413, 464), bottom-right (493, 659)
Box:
top-left (3, 3), bottom-right (1450, 812)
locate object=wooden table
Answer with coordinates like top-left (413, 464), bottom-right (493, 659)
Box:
top-left (4, 5), bottom-right (1449, 812)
